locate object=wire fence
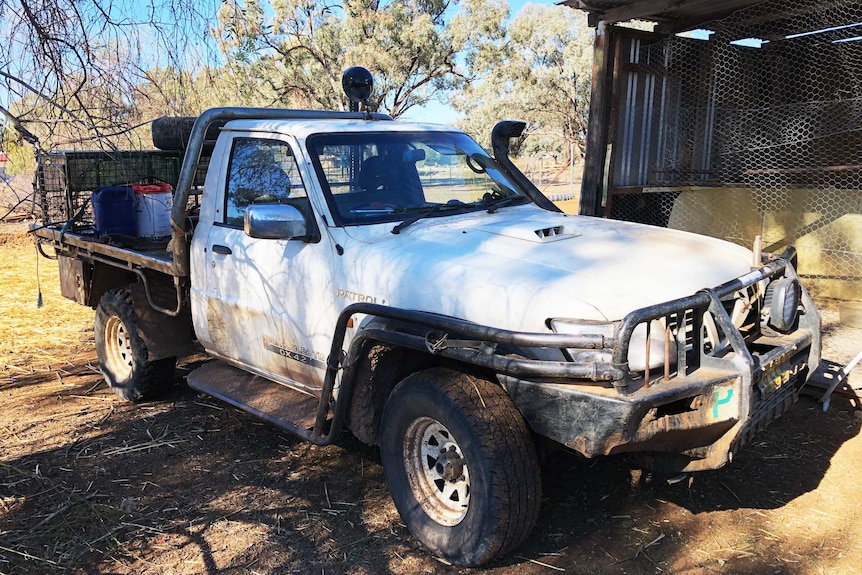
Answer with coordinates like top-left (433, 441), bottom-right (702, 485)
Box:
top-left (519, 158), bottom-right (581, 203)
top-left (605, 0), bottom-right (862, 300)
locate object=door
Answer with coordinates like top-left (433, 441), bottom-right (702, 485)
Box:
top-left (199, 135), bottom-right (336, 392)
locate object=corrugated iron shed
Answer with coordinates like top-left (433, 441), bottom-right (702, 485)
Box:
top-left (562, 0), bottom-right (861, 38)
top-left (561, 0), bottom-right (766, 31)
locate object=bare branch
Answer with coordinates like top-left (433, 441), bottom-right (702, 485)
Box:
top-left (0, 70), bottom-right (80, 119)
top-left (0, 104), bottom-right (39, 145)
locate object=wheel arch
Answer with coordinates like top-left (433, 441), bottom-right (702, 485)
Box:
top-left (85, 264), bottom-right (194, 362)
top-left (342, 330), bottom-right (506, 446)
top-left (331, 306), bottom-right (543, 447)
top-left (87, 261), bottom-right (136, 308)
top-left (344, 340), bottom-right (433, 445)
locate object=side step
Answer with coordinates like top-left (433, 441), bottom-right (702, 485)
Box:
top-left (187, 361), bottom-right (328, 441)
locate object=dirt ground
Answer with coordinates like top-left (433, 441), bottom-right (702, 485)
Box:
top-left (2, 223), bottom-right (862, 575)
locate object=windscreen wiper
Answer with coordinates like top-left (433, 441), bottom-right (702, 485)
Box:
top-left (391, 204), bottom-right (460, 234)
top-left (486, 195), bottom-right (529, 213)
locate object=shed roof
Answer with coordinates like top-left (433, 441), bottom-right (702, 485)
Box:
top-left (562, 0), bottom-right (860, 37)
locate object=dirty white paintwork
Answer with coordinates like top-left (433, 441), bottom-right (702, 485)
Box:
top-left (334, 206), bottom-right (752, 329)
top-left (190, 129), bottom-right (340, 391)
top-left (189, 118), bottom-right (754, 387)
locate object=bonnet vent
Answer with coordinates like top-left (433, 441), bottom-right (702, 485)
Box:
top-left (477, 220), bottom-right (580, 243)
top-left (536, 226), bottom-right (565, 239)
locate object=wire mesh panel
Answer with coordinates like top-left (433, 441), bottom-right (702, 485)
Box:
top-left (520, 157), bottom-right (580, 203)
top-left (36, 149), bottom-right (209, 231)
top-left (605, 0), bottom-right (862, 300)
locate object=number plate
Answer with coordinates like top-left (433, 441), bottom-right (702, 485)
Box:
top-left (758, 357), bottom-right (805, 395)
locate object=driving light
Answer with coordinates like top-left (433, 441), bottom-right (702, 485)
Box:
top-left (342, 66), bottom-right (373, 109)
top-left (764, 277), bottom-right (801, 332)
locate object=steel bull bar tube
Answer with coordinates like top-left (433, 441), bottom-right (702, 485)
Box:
top-left (612, 250), bottom-right (802, 394)
top-left (308, 302), bottom-right (622, 444)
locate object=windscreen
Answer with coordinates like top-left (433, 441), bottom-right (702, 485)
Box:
top-left (306, 131), bottom-right (529, 225)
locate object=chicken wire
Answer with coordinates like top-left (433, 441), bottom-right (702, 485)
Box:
top-left (605, 0), bottom-right (862, 300)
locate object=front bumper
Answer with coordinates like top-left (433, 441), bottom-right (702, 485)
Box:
top-left (500, 327), bottom-right (814, 471)
top-left (333, 250), bottom-right (819, 471)
top-left (500, 250), bottom-right (820, 472)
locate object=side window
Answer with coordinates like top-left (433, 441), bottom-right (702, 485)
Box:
top-left (224, 138), bottom-right (308, 227)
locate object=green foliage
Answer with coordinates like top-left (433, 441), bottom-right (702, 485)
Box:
top-left (452, 5), bottom-right (593, 159)
top-left (1, 126), bottom-right (36, 175)
top-left (214, 0), bottom-right (506, 118)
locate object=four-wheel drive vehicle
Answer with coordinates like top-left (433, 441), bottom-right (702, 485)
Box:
top-left (32, 100), bottom-right (820, 566)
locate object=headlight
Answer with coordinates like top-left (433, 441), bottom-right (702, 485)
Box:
top-left (764, 277), bottom-right (801, 332)
top-left (629, 320), bottom-right (678, 373)
top-left (549, 318), bottom-right (677, 373)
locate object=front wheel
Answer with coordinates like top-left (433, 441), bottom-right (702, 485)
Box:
top-left (94, 289), bottom-right (175, 401)
top-left (380, 368), bottom-right (541, 566)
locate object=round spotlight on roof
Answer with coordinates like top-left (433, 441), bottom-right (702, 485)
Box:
top-left (342, 66), bottom-right (373, 111)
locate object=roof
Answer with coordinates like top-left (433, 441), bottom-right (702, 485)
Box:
top-left (221, 118), bottom-right (462, 140)
top-left (562, 0), bottom-right (860, 36)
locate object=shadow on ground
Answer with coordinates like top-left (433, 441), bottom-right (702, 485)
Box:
top-left (1, 357), bottom-right (859, 575)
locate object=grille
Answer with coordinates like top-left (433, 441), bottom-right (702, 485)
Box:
top-left (653, 283), bottom-right (765, 379)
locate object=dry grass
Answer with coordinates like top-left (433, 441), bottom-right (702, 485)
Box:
top-left (0, 460), bottom-right (130, 568)
top-left (0, 227), bottom-right (94, 381)
top-left (2, 227), bottom-right (862, 575)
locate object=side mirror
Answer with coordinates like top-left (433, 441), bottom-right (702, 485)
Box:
top-left (244, 204), bottom-right (308, 240)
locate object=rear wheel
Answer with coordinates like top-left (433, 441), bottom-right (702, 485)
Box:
top-left (94, 289), bottom-right (175, 401)
top-left (380, 368), bottom-right (541, 566)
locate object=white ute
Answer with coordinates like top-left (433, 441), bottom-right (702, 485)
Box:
top-left (33, 69), bottom-right (821, 566)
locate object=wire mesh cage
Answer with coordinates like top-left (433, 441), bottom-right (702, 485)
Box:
top-left (602, 0), bottom-right (862, 300)
top-left (36, 149), bottom-right (209, 231)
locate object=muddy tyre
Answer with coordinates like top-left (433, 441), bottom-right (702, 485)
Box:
top-left (94, 289), bottom-right (175, 401)
top-left (380, 368), bottom-right (541, 566)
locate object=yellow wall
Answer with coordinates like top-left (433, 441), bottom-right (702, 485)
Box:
top-left (662, 187), bottom-right (861, 301)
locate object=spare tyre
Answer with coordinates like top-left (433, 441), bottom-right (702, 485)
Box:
top-left (151, 116), bottom-right (225, 152)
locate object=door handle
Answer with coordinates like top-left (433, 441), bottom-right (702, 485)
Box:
top-left (212, 244), bottom-right (232, 255)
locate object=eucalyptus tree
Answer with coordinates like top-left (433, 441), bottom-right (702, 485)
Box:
top-left (214, 0), bottom-right (508, 118)
top-left (453, 4), bottom-right (593, 159)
